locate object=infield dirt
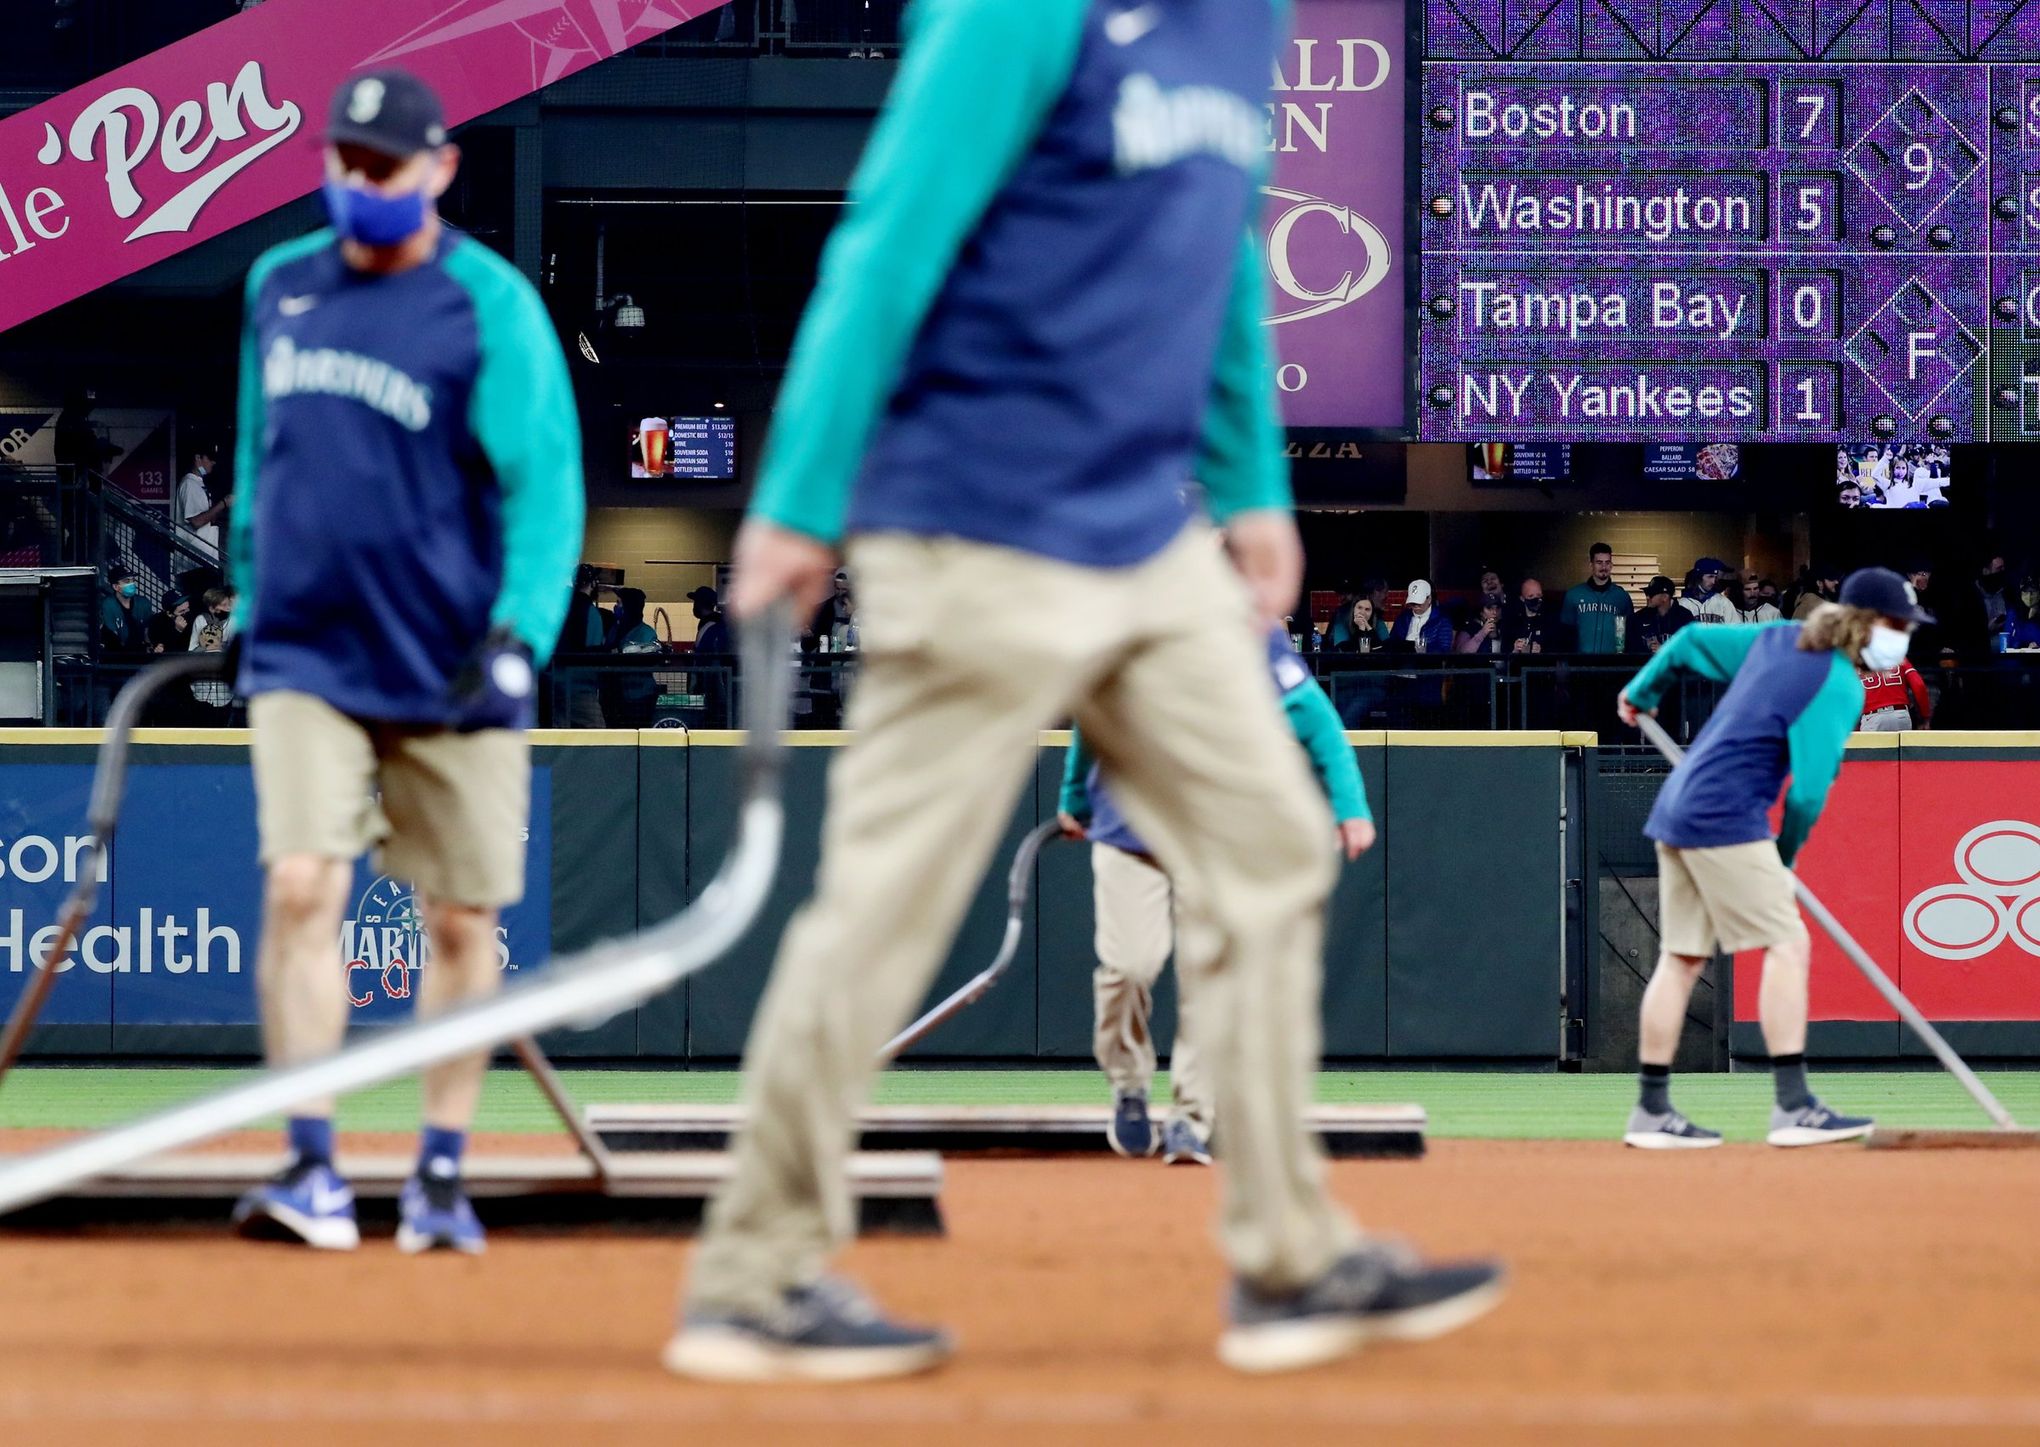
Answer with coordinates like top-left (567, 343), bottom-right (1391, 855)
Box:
top-left (0, 1138), bottom-right (2035, 1445)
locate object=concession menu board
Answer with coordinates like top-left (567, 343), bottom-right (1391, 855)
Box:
top-left (1417, 0), bottom-right (2040, 442)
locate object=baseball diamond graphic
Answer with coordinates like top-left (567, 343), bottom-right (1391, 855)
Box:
top-left (366, 0), bottom-right (699, 87)
top-left (1425, 0), bottom-right (2040, 59)
top-left (1903, 820), bottom-right (2040, 960)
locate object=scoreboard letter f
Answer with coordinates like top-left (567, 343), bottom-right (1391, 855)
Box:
top-left (1908, 330), bottom-right (1937, 380)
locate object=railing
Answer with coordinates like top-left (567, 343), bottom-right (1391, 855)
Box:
top-left (0, 466), bottom-right (99, 572)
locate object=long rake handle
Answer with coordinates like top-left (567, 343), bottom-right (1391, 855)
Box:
top-left (878, 818), bottom-right (1063, 1063)
top-left (1635, 713), bottom-right (2020, 1131)
top-left (0, 653), bottom-right (224, 1092)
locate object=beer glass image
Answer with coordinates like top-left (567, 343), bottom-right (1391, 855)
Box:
top-left (1476, 443), bottom-right (1511, 480)
top-left (635, 417), bottom-right (670, 477)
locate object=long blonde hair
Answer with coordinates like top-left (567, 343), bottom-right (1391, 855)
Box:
top-left (1798, 602), bottom-right (1878, 659)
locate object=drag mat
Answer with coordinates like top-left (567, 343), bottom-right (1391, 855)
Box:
top-left (1, 1141), bottom-right (2036, 1445)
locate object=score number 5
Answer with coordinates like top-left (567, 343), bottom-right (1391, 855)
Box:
top-left (1783, 174), bottom-right (1841, 240)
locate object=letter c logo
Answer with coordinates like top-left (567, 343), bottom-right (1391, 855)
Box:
top-left (1261, 186), bottom-right (1392, 325)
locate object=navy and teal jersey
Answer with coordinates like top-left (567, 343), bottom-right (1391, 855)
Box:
top-left (1559, 580), bottom-right (1634, 654)
top-left (1059, 627), bottom-right (1369, 854)
top-left (1624, 623), bottom-right (1864, 866)
top-left (230, 227), bottom-right (584, 724)
top-left (750, 0), bottom-right (1290, 567)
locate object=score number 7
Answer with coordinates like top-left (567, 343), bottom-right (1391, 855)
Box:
top-left (1795, 92), bottom-right (1825, 140)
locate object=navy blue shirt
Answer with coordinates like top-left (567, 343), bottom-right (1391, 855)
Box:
top-left (1627, 623), bottom-right (1862, 865)
top-left (231, 229), bottom-right (583, 723)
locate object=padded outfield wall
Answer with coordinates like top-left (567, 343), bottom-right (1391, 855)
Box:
top-left (0, 728), bottom-right (1592, 1064)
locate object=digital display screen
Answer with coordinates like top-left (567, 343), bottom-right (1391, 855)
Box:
top-left (1834, 441), bottom-right (1953, 506)
top-left (1644, 443), bottom-right (1742, 480)
top-left (1417, 2), bottom-right (2040, 443)
top-left (1469, 441), bottom-right (1572, 481)
top-left (629, 415), bottom-right (737, 480)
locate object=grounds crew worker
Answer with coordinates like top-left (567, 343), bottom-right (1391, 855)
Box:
top-left (1058, 625), bottom-right (1373, 1166)
top-left (1616, 568), bottom-right (1929, 1150)
top-left (664, 0), bottom-right (1502, 1384)
top-left (227, 69), bottom-right (583, 1255)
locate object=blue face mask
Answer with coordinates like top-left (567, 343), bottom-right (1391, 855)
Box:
top-left (321, 176), bottom-right (428, 247)
top-left (118, 581), bottom-right (137, 599)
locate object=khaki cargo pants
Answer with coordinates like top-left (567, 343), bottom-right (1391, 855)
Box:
top-left (1091, 841), bottom-right (1212, 1140)
top-left (688, 527), bottom-right (1353, 1313)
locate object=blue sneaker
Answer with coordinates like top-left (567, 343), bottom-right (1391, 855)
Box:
top-left (231, 1158), bottom-right (360, 1251)
top-left (1108, 1090), bottom-right (1155, 1158)
top-left (664, 1276), bottom-right (953, 1383)
top-left (1161, 1118), bottom-right (1212, 1166)
top-left (1767, 1098), bottom-right (1874, 1148)
top-left (1220, 1241), bottom-right (1506, 1375)
top-left (396, 1168), bottom-right (486, 1255)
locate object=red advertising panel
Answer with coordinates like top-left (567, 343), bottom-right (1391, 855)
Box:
top-left (1735, 751), bottom-right (1899, 1023)
top-left (0, 0), bottom-right (729, 333)
top-left (1896, 759), bottom-right (2040, 1020)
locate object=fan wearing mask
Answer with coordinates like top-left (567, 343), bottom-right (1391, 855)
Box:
top-left (1613, 569), bottom-right (1931, 1152)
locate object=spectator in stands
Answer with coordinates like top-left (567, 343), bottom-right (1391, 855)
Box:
top-left (1757, 578), bottom-right (1781, 611)
top-left (807, 567), bottom-right (856, 652)
top-left (99, 565), bottom-right (150, 657)
top-left (54, 390), bottom-right (118, 475)
top-left (177, 449), bottom-right (230, 554)
top-left (603, 587), bottom-right (663, 726)
top-left (687, 584), bottom-right (734, 725)
top-left (1912, 560), bottom-right (1988, 659)
top-left (553, 564), bottom-right (608, 728)
top-left (188, 586), bottom-right (236, 719)
top-left (1859, 655), bottom-right (1932, 731)
top-left (2009, 580), bottom-right (2040, 649)
top-left (1502, 577), bottom-right (1549, 654)
top-left (1793, 566), bottom-right (1839, 620)
top-left (1456, 595), bottom-right (1506, 655)
top-left (1678, 558), bottom-right (1734, 624)
top-left (1723, 574), bottom-right (1779, 624)
top-left (146, 590), bottom-right (192, 654)
top-left (1387, 579), bottom-right (1454, 653)
top-left (1630, 575), bottom-right (1688, 654)
top-left (1334, 596), bottom-right (1386, 653)
top-left (1976, 554), bottom-right (2012, 636)
top-left (1474, 568), bottom-right (1507, 614)
top-left (1559, 541), bottom-right (1634, 653)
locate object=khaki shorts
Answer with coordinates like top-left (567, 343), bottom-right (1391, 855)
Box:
top-left (249, 691), bottom-right (530, 908)
top-left (1655, 839), bottom-right (1807, 956)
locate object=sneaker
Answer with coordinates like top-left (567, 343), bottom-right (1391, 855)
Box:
top-left (663, 1276), bottom-right (953, 1383)
top-left (231, 1158), bottom-right (360, 1251)
top-left (1107, 1090), bottom-right (1155, 1158)
top-left (1767, 1099), bottom-right (1874, 1148)
top-left (396, 1170), bottom-right (487, 1255)
top-left (1219, 1242), bottom-right (1506, 1375)
top-left (1622, 1105), bottom-right (1724, 1150)
top-left (1161, 1118), bottom-right (1212, 1166)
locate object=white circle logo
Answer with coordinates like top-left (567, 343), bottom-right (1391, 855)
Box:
top-left (1903, 820), bottom-right (2040, 959)
top-left (348, 78), bottom-right (386, 124)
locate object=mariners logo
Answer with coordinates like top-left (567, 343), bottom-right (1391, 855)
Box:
top-left (340, 874), bottom-right (516, 1009)
top-left (1903, 821), bottom-right (2040, 961)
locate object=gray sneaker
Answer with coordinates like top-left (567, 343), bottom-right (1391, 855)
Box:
top-left (663, 1277), bottom-right (953, 1383)
top-left (1622, 1105), bottom-right (1723, 1150)
top-left (1220, 1241), bottom-right (1506, 1375)
top-left (1767, 1099), bottom-right (1873, 1148)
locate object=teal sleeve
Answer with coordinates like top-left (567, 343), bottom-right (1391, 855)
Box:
top-left (1282, 679), bottom-right (1369, 822)
top-left (445, 244), bottom-right (586, 667)
top-left (1058, 725), bottom-right (1094, 821)
top-left (747, 0), bottom-right (1089, 542)
top-left (1198, 228), bottom-right (1292, 523)
top-left (1624, 623), bottom-right (1771, 711)
top-left (1779, 656), bottom-right (1863, 867)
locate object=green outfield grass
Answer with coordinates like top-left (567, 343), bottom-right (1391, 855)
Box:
top-left (3, 1066), bottom-right (2038, 1144)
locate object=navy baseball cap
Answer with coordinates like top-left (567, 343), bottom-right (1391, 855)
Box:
top-left (326, 69), bottom-right (448, 159)
top-left (1840, 566), bottom-right (1935, 624)
top-left (1644, 574), bottom-right (1675, 598)
top-left (1695, 556), bottom-right (1729, 575)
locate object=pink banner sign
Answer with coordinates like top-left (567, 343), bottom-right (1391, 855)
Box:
top-left (0, 0), bottom-right (731, 334)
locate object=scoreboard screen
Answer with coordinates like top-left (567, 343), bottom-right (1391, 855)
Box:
top-left (1417, 0), bottom-right (2040, 442)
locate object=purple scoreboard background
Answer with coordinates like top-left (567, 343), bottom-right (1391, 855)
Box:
top-left (1417, 0), bottom-right (2040, 442)
top-left (1267, 0), bottom-right (1409, 430)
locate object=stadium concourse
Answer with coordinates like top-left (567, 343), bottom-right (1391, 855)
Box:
top-left (2, 1069), bottom-right (2039, 1443)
